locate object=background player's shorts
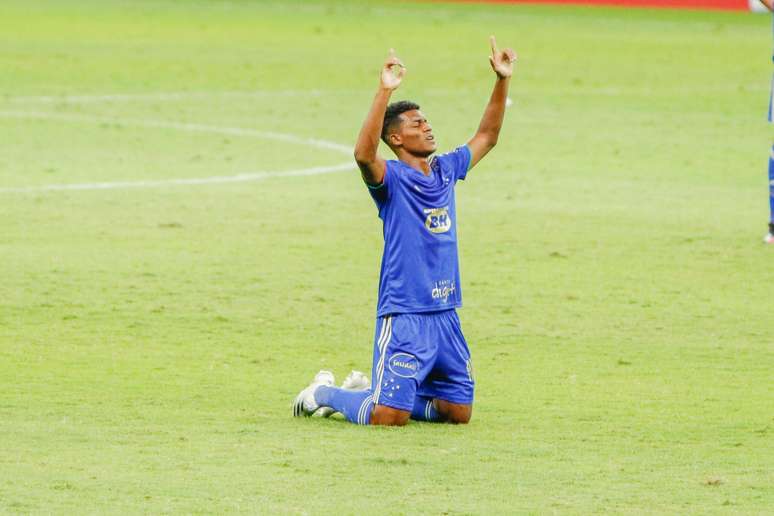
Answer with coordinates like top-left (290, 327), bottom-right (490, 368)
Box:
top-left (768, 71), bottom-right (773, 123)
top-left (370, 309), bottom-right (474, 412)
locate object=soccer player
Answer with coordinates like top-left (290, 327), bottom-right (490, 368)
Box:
top-left (761, 0), bottom-right (774, 243)
top-left (292, 37), bottom-right (516, 425)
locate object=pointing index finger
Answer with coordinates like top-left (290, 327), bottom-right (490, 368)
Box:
top-left (387, 48), bottom-right (405, 68)
top-left (490, 35), bottom-right (498, 57)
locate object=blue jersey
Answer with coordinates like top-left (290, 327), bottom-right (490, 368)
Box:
top-left (367, 145), bottom-right (471, 317)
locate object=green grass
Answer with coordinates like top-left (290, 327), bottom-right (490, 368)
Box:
top-left (1, 0), bottom-right (772, 513)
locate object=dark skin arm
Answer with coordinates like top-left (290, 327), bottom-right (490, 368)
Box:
top-left (467, 36), bottom-right (517, 169)
top-left (353, 49), bottom-right (406, 185)
top-left (759, 0), bottom-right (773, 10)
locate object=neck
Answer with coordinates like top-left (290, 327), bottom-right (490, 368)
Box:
top-left (395, 149), bottom-right (432, 175)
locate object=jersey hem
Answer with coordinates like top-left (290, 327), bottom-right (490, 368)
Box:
top-left (376, 303), bottom-right (461, 318)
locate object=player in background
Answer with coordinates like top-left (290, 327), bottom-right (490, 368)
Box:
top-left (760, 0), bottom-right (774, 243)
top-left (292, 37), bottom-right (516, 425)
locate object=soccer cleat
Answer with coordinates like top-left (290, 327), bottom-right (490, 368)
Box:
top-left (342, 370), bottom-right (370, 391)
top-left (314, 371), bottom-right (371, 418)
top-left (292, 370), bottom-right (335, 417)
top-left (765, 233), bottom-right (774, 244)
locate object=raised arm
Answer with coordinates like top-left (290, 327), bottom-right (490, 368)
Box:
top-left (354, 49), bottom-right (406, 185)
top-left (759, 0), bottom-right (773, 10)
top-left (467, 36), bottom-right (517, 170)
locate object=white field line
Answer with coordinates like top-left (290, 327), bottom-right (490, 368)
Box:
top-left (0, 163), bottom-right (354, 193)
top-left (0, 110), bottom-right (353, 155)
top-left (1, 90), bottom-right (328, 104)
top-left (0, 110), bottom-right (355, 193)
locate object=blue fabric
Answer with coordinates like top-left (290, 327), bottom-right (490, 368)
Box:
top-left (769, 145), bottom-right (774, 223)
top-left (769, 72), bottom-right (773, 123)
top-left (370, 310), bottom-right (474, 412)
top-left (314, 386), bottom-right (374, 425)
top-left (410, 395), bottom-right (443, 422)
top-left (367, 145), bottom-right (471, 317)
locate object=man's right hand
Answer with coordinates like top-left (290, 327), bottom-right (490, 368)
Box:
top-left (380, 49), bottom-right (406, 90)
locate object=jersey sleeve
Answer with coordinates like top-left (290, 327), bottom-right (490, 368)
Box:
top-left (437, 145), bottom-right (472, 182)
top-left (365, 160), bottom-right (396, 210)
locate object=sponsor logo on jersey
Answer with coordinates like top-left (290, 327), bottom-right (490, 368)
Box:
top-left (388, 353), bottom-right (419, 378)
top-left (423, 206), bottom-right (451, 233)
top-left (431, 279), bottom-right (456, 303)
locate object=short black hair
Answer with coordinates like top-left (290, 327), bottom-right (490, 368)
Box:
top-left (381, 100), bottom-right (420, 143)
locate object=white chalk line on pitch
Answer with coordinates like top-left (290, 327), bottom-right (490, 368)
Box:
top-left (0, 110), bottom-right (352, 154)
top-left (0, 163), bottom-right (355, 193)
top-left (0, 110), bottom-right (355, 193)
top-left (0, 90), bottom-right (346, 104)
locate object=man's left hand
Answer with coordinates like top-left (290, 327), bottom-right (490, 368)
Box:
top-left (488, 36), bottom-right (517, 79)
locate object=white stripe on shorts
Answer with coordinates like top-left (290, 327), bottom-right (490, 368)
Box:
top-left (372, 316), bottom-right (392, 405)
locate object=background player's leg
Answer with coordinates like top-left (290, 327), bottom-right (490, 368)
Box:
top-left (767, 143), bottom-right (774, 242)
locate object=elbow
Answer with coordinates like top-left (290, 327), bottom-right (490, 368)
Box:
top-left (353, 149), bottom-right (373, 166)
top-left (475, 132), bottom-right (498, 150)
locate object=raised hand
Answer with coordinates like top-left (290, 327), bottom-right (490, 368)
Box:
top-left (488, 36), bottom-right (517, 79)
top-left (380, 48), bottom-right (406, 90)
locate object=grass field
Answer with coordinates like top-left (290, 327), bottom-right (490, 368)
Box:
top-left (1, 0), bottom-right (773, 513)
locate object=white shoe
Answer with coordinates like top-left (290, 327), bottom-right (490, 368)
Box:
top-left (314, 371), bottom-right (371, 418)
top-left (764, 233), bottom-right (774, 244)
top-left (292, 370), bottom-right (335, 417)
top-left (342, 370), bottom-right (370, 391)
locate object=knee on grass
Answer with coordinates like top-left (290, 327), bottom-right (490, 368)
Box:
top-left (370, 405), bottom-right (411, 426)
top-left (371, 401), bottom-right (472, 425)
top-left (435, 400), bottom-right (472, 424)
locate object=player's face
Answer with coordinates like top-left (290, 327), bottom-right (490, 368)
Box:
top-left (397, 110), bottom-right (437, 157)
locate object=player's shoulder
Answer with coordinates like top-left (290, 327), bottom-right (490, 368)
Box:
top-left (432, 145), bottom-right (471, 174)
top-left (435, 144), bottom-right (471, 162)
top-left (384, 158), bottom-right (412, 180)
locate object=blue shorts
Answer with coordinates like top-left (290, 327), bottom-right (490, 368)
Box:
top-left (370, 309), bottom-right (474, 412)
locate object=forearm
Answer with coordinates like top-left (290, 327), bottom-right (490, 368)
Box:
top-left (759, 0), bottom-right (774, 11)
top-left (475, 76), bottom-right (510, 145)
top-left (354, 87), bottom-right (392, 163)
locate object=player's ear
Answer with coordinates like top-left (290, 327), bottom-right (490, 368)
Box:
top-left (389, 132), bottom-right (402, 147)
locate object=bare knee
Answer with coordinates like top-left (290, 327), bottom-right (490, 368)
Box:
top-left (370, 404), bottom-right (410, 426)
top-left (435, 400), bottom-right (472, 424)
